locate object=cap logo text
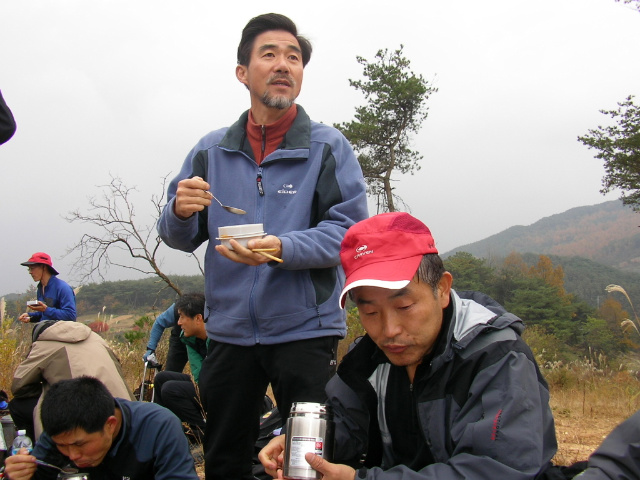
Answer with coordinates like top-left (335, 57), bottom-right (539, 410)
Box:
top-left (354, 245), bottom-right (374, 259)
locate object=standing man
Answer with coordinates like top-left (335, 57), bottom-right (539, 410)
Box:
top-left (157, 13), bottom-right (368, 479)
top-left (259, 212), bottom-right (558, 480)
top-left (19, 252), bottom-right (76, 323)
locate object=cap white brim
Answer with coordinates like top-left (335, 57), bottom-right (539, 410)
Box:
top-left (339, 278), bottom-right (412, 309)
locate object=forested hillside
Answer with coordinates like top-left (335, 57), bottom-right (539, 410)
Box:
top-left (521, 253), bottom-right (640, 309)
top-left (3, 275), bottom-right (205, 320)
top-left (444, 251), bottom-right (639, 363)
top-left (75, 275), bottom-right (205, 314)
top-left (445, 200), bottom-right (640, 273)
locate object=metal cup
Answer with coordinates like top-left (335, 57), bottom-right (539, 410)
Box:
top-left (283, 402), bottom-right (334, 480)
top-left (57, 473), bottom-right (89, 480)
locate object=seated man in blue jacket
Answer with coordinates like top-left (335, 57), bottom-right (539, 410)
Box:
top-left (260, 212), bottom-right (558, 480)
top-left (4, 376), bottom-right (198, 480)
top-left (18, 252), bottom-right (76, 323)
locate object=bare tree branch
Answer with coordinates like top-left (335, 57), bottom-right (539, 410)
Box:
top-left (65, 174), bottom-right (186, 295)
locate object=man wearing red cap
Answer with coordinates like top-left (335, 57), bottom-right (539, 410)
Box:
top-left (19, 252), bottom-right (76, 322)
top-left (260, 212), bottom-right (558, 480)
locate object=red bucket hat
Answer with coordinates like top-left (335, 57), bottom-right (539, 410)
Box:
top-left (339, 212), bottom-right (438, 308)
top-left (20, 252), bottom-right (60, 276)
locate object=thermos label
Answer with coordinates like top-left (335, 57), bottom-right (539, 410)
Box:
top-left (289, 436), bottom-right (324, 467)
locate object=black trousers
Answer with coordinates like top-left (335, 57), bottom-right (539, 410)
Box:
top-left (8, 396), bottom-right (39, 441)
top-left (165, 323), bottom-right (189, 373)
top-left (154, 371), bottom-right (205, 440)
top-left (199, 336), bottom-right (339, 480)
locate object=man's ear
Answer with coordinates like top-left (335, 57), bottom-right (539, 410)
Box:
top-left (236, 64), bottom-right (248, 87)
top-left (438, 272), bottom-right (453, 308)
top-left (104, 415), bottom-right (118, 436)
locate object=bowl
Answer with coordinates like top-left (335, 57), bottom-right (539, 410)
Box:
top-left (217, 224), bottom-right (265, 250)
top-left (218, 224), bottom-right (264, 237)
top-left (217, 233), bottom-right (265, 250)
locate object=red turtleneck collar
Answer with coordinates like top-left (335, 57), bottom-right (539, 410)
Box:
top-left (247, 104), bottom-right (298, 165)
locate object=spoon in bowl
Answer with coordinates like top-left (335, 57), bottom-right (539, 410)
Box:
top-left (205, 191), bottom-right (246, 215)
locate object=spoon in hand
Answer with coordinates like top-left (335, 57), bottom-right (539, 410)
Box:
top-left (35, 459), bottom-right (78, 474)
top-left (205, 191), bottom-right (246, 215)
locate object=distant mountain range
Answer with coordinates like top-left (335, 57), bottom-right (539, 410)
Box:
top-left (444, 200), bottom-right (640, 274)
top-left (443, 200), bottom-right (640, 307)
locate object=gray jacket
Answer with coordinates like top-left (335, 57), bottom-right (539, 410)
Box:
top-left (574, 409), bottom-right (640, 480)
top-left (326, 290), bottom-right (557, 480)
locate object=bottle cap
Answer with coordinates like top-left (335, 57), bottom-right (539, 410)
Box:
top-left (16, 430), bottom-right (26, 436)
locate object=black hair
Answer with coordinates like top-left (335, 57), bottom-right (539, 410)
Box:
top-left (237, 13), bottom-right (312, 67)
top-left (347, 254), bottom-right (446, 303)
top-left (41, 376), bottom-right (115, 436)
top-left (416, 254), bottom-right (446, 296)
top-left (175, 292), bottom-right (205, 319)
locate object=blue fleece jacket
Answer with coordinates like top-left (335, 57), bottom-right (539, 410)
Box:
top-left (157, 105), bottom-right (368, 346)
top-left (29, 275), bottom-right (76, 322)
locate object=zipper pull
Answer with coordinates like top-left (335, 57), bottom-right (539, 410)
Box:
top-left (256, 172), bottom-right (264, 196)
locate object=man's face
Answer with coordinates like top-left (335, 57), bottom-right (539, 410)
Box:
top-left (236, 29), bottom-right (304, 112)
top-left (51, 420), bottom-right (116, 469)
top-left (27, 264), bottom-right (45, 282)
top-left (352, 273), bottom-right (452, 377)
top-left (177, 311), bottom-right (199, 338)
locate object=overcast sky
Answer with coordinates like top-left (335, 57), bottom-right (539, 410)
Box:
top-left (1, 0), bottom-right (638, 297)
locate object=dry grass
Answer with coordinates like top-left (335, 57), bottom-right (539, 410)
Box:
top-left (0, 322), bottom-right (31, 393)
top-left (545, 362), bottom-right (640, 465)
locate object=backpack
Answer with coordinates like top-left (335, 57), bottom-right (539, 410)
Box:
top-left (252, 403), bottom-right (283, 480)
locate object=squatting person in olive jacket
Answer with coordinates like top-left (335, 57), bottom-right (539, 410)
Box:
top-left (9, 320), bottom-right (134, 441)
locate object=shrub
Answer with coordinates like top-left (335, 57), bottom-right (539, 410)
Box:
top-left (88, 321), bottom-right (110, 333)
top-left (0, 319), bottom-right (33, 396)
top-left (337, 307), bottom-right (366, 361)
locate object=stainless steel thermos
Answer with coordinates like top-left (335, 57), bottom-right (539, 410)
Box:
top-left (283, 402), bottom-right (334, 480)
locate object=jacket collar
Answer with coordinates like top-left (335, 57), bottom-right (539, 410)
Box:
top-left (219, 104), bottom-right (311, 155)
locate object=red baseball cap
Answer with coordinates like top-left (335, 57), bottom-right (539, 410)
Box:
top-left (339, 212), bottom-right (438, 308)
top-left (20, 252), bottom-right (60, 275)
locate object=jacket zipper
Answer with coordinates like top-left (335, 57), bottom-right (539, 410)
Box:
top-left (257, 125), bottom-right (266, 195)
top-left (256, 170), bottom-right (264, 196)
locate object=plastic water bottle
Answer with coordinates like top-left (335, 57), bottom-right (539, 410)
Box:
top-left (11, 430), bottom-right (32, 455)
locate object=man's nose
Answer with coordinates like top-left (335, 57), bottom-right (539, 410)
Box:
top-left (67, 446), bottom-right (82, 461)
top-left (274, 55), bottom-right (290, 72)
top-left (381, 313), bottom-right (402, 338)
